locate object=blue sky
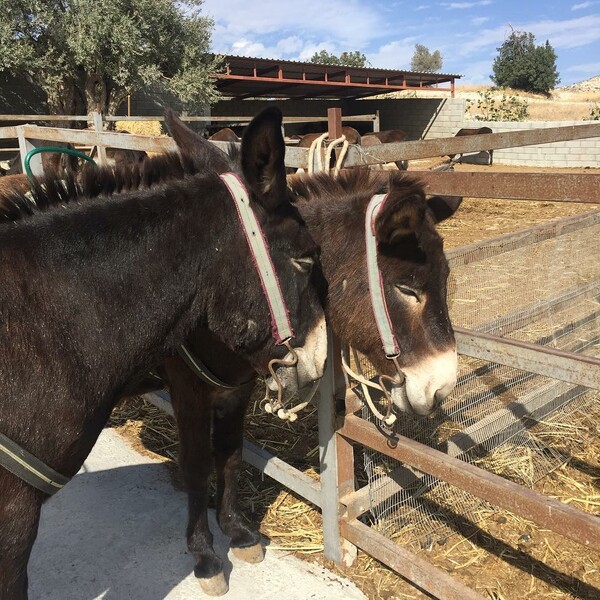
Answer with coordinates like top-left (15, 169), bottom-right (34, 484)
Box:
top-left (201, 0), bottom-right (600, 87)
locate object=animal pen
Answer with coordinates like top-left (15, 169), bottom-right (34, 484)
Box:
top-left (2, 111), bottom-right (599, 599)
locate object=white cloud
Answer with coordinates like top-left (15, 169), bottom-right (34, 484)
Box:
top-left (203, 0), bottom-right (385, 52)
top-left (572, 1), bottom-right (594, 9)
top-left (276, 36), bottom-right (304, 55)
top-left (369, 39), bottom-right (420, 70)
top-left (565, 61), bottom-right (600, 72)
top-left (444, 1), bottom-right (492, 9)
top-left (471, 16), bottom-right (490, 25)
top-left (456, 15), bottom-right (600, 57)
top-left (455, 59), bottom-right (492, 85)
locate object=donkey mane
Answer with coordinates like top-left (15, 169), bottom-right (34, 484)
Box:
top-left (0, 152), bottom-right (203, 223)
top-left (288, 169), bottom-right (426, 205)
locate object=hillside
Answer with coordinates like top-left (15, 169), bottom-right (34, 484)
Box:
top-left (389, 76), bottom-right (600, 121)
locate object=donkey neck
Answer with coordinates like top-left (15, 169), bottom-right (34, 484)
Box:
top-left (0, 174), bottom-right (255, 475)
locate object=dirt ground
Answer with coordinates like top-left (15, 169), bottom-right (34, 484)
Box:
top-left (110, 161), bottom-right (599, 600)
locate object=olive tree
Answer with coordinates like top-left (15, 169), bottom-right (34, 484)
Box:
top-left (410, 44), bottom-right (443, 72)
top-left (310, 50), bottom-right (369, 68)
top-left (0, 0), bottom-right (221, 117)
top-left (491, 29), bottom-right (559, 94)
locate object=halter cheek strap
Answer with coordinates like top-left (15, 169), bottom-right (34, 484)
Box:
top-left (365, 193), bottom-right (400, 357)
top-left (178, 172), bottom-right (295, 390)
top-left (219, 172), bottom-right (294, 344)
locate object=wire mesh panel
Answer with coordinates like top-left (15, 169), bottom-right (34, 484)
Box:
top-left (361, 210), bottom-right (600, 547)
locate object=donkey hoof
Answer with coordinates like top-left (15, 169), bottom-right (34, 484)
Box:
top-left (232, 543), bottom-right (264, 564)
top-left (198, 572), bottom-right (228, 596)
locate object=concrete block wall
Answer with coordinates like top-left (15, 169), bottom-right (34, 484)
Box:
top-left (458, 119), bottom-right (600, 168)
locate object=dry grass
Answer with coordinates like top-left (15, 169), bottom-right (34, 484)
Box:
top-left (388, 84), bottom-right (600, 122)
top-left (114, 120), bottom-right (165, 137)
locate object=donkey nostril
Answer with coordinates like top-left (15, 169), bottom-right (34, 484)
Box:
top-left (434, 389), bottom-right (449, 408)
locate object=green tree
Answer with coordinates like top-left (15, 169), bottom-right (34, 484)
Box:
top-left (310, 50), bottom-right (369, 68)
top-left (0, 0), bottom-right (221, 118)
top-left (410, 44), bottom-right (443, 72)
top-left (491, 29), bottom-right (559, 94)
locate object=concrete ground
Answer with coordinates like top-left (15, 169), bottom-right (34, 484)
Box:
top-left (29, 429), bottom-right (365, 600)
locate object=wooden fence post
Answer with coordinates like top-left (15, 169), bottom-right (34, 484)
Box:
top-left (327, 107), bottom-right (343, 140)
top-left (92, 112), bottom-right (107, 165)
top-left (16, 126), bottom-right (43, 176)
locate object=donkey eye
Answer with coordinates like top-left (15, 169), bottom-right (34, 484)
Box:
top-left (292, 257), bottom-right (314, 273)
top-left (395, 285), bottom-right (421, 303)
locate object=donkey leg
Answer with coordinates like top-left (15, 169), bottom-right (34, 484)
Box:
top-left (213, 386), bottom-right (264, 564)
top-left (0, 476), bottom-right (42, 600)
top-left (165, 357), bottom-right (227, 596)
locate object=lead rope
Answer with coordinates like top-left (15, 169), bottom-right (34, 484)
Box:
top-left (307, 133), bottom-right (349, 175)
top-left (341, 347), bottom-right (398, 427)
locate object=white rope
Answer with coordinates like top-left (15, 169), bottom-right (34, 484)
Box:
top-left (307, 132), bottom-right (328, 174)
top-left (324, 135), bottom-right (349, 176)
top-left (341, 347), bottom-right (397, 427)
top-left (264, 379), bottom-right (319, 422)
top-left (307, 133), bottom-right (350, 175)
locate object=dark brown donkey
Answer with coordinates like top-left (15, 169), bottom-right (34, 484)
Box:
top-left (0, 107), bottom-right (326, 600)
top-left (158, 116), bottom-right (461, 595)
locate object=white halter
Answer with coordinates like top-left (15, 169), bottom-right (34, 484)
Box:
top-left (219, 172), bottom-right (294, 344)
top-left (365, 193), bottom-right (400, 357)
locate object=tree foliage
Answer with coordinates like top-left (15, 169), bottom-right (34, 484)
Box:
top-left (491, 29), bottom-right (560, 94)
top-left (310, 50), bottom-right (369, 68)
top-left (0, 0), bottom-right (221, 117)
top-left (467, 91), bottom-right (529, 122)
top-left (410, 44), bottom-right (443, 72)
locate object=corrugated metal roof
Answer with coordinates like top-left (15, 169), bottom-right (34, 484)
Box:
top-left (213, 55), bottom-right (461, 100)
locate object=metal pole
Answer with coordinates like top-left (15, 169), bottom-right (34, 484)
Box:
top-left (318, 330), bottom-right (345, 563)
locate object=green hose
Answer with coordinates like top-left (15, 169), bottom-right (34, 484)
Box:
top-left (24, 146), bottom-right (96, 180)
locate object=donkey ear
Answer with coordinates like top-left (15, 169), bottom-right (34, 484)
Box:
top-left (427, 195), bottom-right (462, 223)
top-left (240, 107), bottom-right (287, 211)
top-left (375, 194), bottom-right (426, 245)
top-left (164, 108), bottom-right (230, 173)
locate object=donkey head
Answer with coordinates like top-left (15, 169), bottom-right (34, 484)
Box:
top-left (370, 183), bottom-right (460, 415)
top-left (165, 108), bottom-right (327, 397)
top-left (295, 172), bottom-right (460, 416)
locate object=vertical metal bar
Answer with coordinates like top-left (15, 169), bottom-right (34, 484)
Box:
top-left (318, 329), bottom-right (344, 563)
top-left (92, 112), bottom-right (107, 165)
top-left (336, 424), bottom-right (358, 566)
